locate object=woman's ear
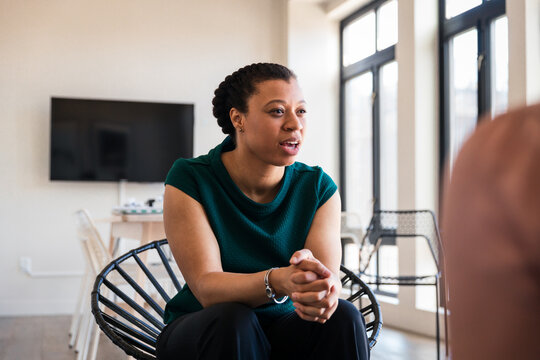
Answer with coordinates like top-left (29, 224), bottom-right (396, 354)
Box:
top-left (229, 108), bottom-right (245, 133)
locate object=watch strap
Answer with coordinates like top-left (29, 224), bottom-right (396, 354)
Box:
top-left (264, 268), bottom-right (289, 304)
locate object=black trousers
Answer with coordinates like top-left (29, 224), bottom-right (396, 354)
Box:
top-left (156, 299), bottom-right (369, 360)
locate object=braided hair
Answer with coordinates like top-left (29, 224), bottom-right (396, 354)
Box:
top-left (212, 63), bottom-right (296, 138)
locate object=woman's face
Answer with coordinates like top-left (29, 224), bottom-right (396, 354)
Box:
top-left (234, 78), bottom-right (306, 167)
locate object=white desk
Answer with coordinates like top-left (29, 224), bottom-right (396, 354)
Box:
top-left (100, 214), bottom-right (165, 254)
top-left (96, 214), bottom-right (167, 360)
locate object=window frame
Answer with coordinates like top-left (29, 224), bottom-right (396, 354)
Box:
top-left (339, 0), bottom-right (396, 213)
top-left (438, 0), bottom-right (506, 171)
top-left (339, 0), bottom-right (397, 298)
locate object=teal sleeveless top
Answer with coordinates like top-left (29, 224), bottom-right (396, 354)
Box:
top-left (163, 136), bottom-right (337, 325)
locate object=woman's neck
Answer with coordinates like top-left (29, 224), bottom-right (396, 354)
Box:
top-left (221, 148), bottom-right (285, 204)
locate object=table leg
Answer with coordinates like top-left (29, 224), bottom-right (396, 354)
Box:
top-left (108, 231), bottom-right (115, 255)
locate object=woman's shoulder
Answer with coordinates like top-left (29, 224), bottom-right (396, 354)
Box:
top-left (165, 154), bottom-right (215, 203)
top-left (287, 162), bottom-right (337, 207)
top-left (289, 162), bottom-right (336, 188)
top-left (290, 161), bottom-right (334, 180)
top-left (171, 153), bottom-right (211, 169)
top-left (165, 153), bottom-right (213, 187)
top-left (169, 137), bottom-right (228, 171)
top-left (290, 161), bottom-right (323, 173)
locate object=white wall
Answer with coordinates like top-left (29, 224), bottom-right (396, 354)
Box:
top-left (0, 0), bottom-right (298, 316)
top-left (507, 0), bottom-right (540, 107)
top-left (288, 1), bottom-right (340, 180)
top-left (393, 0), bottom-right (440, 337)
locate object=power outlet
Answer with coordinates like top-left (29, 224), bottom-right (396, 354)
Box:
top-left (19, 257), bottom-right (32, 273)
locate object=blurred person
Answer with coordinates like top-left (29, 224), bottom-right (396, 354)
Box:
top-left (442, 103), bottom-right (540, 359)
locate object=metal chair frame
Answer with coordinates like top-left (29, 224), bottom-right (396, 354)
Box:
top-left (358, 209), bottom-right (447, 359)
top-left (91, 239), bottom-right (383, 359)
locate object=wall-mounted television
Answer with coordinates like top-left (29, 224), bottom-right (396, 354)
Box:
top-left (50, 97), bottom-right (194, 182)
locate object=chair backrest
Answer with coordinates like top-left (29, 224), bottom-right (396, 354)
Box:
top-left (341, 212), bottom-right (364, 244)
top-left (340, 265), bottom-right (383, 350)
top-left (91, 239), bottom-right (382, 359)
top-left (75, 209), bottom-right (111, 274)
top-left (360, 210), bottom-right (443, 271)
top-left (92, 240), bottom-right (183, 360)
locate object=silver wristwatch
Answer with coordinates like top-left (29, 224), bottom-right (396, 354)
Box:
top-left (264, 268), bottom-right (289, 304)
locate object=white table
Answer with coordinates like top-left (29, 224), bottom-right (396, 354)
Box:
top-left (104, 214), bottom-right (165, 254)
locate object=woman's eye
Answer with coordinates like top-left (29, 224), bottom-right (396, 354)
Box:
top-left (270, 108), bottom-right (285, 115)
top-left (297, 109), bottom-right (307, 115)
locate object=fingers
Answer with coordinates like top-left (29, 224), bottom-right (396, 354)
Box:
top-left (293, 303), bottom-right (325, 322)
top-left (292, 289), bottom-right (329, 304)
top-left (319, 298), bottom-right (339, 323)
top-left (293, 293), bottom-right (339, 324)
top-left (290, 270), bottom-right (320, 284)
top-left (317, 297), bottom-right (339, 323)
top-left (290, 277), bottom-right (331, 295)
top-left (289, 249), bottom-right (314, 265)
top-left (292, 281), bottom-right (337, 306)
top-left (285, 250), bottom-right (340, 324)
top-left (292, 276), bottom-right (340, 311)
top-left (286, 261), bottom-right (337, 307)
top-left (294, 258), bottom-right (332, 279)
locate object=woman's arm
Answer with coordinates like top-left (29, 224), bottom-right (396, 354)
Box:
top-left (269, 192), bottom-right (343, 323)
top-left (303, 191), bottom-right (342, 274)
top-left (164, 184), bottom-right (270, 308)
top-left (165, 182), bottom-right (341, 316)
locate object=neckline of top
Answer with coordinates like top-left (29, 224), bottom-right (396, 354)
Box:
top-left (210, 136), bottom-right (294, 213)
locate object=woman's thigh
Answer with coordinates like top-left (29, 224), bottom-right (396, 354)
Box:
top-left (264, 299), bottom-right (369, 360)
top-left (156, 302), bottom-right (270, 360)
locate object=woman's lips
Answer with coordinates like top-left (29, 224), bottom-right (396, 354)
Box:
top-left (279, 140), bottom-right (300, 155)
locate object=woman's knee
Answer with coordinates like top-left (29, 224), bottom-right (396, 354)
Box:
top-left (157, 303), bottom-right (269, 359)
top-left (327, 300), bottom-right (370, 359)
top-left (203, 302), bottom-right (270, 358)
top-left (328, 299), bottom-right (366, 329)
top-left (205, 302), bottom-right (260, 334)
top-left (208, 302), bottom-right (256, 321)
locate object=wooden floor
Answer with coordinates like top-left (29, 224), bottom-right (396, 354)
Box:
top-left (0, 316), bottom-right (124, 360)
top-left (0, 315), bottom-right (442, 359)
top-left (371, 327), bottom-right (444, 360)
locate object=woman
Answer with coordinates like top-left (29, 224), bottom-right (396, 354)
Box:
top-left (157, 63), bottom-right (369, 359)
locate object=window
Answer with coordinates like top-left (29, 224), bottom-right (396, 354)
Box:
top-left (448, 28), bottom-right (478, 167)
top-left (440, 0), bottom-right (507, 169)
top-left (445, 0), bottom-right (482, 19)
top-left (340, 0), bottom-right (398, 295)
top-left (491, 15), bottom-right (508, 117)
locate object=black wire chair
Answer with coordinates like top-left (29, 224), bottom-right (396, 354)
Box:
top-left (358, 210), bottom-right (447, 359)
top-left (91, 239), bottom-right (382, 359)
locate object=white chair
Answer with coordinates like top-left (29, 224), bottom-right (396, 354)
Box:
top-left (71, 209), bottom-right (176, 360)
top-left (69, 209), bottom-right (111, 360)
top-left (341, 212), bottom-right (363, 244)
top-left (341, 212), bottom-right (366, 271)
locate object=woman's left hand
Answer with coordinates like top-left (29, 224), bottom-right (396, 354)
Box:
top-left (291, 274), bottom-right (341, 323)
top-left (289, 250), bottom-right (342, 323)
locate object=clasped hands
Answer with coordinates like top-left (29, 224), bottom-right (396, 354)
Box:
top-left (272, 249), bottom-right (341, 324)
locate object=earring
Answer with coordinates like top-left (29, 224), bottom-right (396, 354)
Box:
top-left (238, 127), bottom-right (244, 133)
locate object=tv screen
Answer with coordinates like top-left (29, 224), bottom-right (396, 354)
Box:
top-left (50, 97), bottom-right (194, 182)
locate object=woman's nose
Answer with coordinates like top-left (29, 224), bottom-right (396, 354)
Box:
top-left (284, 112), bottom-right (303, 131)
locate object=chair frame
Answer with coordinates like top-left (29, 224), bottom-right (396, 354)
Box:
top-left (91, 239), bottom-right (382, 359)
top-left (358, 209), bottom-right (447, 359)
top-left (71, 209), bottom-right (113, 360)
